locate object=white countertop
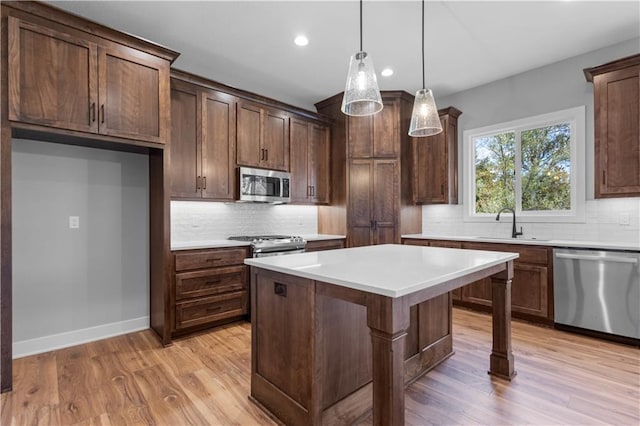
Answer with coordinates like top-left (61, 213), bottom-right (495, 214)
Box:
top-left (171, 240), bottom-right (251, 251)
top-left (171, 234), bottom-right (345, 251)
top-left (402, 234), bottom-right (640, 252)
top-left (245, 244), bottom-right (518, 298)
top-left (301, 234), bottom-right (346, 241)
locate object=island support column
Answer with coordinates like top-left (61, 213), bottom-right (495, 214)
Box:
top-left (489, 261), bottom-right (516, 380)
top-left (366, 294), bottom-right (410, 426)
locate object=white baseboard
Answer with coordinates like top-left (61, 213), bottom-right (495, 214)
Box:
top-left (13, 316), bottom-right (150, 359)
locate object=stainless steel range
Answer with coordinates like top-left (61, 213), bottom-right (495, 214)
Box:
top-left (228, 235), bottom-right (306, 257)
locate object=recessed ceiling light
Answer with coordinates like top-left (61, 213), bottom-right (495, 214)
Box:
top-left (381, 68), bottom-right (394, 77)
top-left (294, 35), bottom-right (309, 46)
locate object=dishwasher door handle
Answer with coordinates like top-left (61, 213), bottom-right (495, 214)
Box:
top-left (555, 253), bottom-right (638, 264)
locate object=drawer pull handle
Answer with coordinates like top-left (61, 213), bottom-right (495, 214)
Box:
top-left (206, 258), bottom-right (222, 262)
top-left (205, 279), bottom-right (221, 285)
top-left (206, 306), bottom-right (223, 313)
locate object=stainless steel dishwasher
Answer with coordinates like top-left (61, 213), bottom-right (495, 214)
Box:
top-left (554, 248), bottom-right (640, 339)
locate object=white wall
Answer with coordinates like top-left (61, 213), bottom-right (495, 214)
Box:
top-left (424, 38), bottom-right (640, 245)
top-left (12, 139), bottom-right (149, 357)
top-left (171, 201), bottom-right (318, 243)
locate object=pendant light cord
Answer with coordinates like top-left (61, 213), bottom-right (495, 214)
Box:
top-left (421, 0), bottom-right (425, 89)
top-left (360, 0), bottom-right (363, 52)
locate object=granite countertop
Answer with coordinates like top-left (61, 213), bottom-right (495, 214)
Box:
top-left (245, 244), bottom-right (518, 298)
top-left (401, 234), bottom-right (640, 252)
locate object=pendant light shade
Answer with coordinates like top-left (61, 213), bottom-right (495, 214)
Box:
top-left (341, 51), bottom-right (383, 116)
top-left (341, 0), bottom-right (383, 116)
top-left (408, 0), bottom-right (442, 137)
top-left (408, 88), bottom-right (441, 137)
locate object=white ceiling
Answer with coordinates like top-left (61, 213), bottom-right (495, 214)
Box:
top-left (48, 1), bottom-right (640, 111)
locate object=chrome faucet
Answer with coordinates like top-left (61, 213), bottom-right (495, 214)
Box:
top-left (496, 207), bottom-right (523, 239)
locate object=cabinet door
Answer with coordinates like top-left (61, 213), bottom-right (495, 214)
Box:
top-left (429, 240), bottom-right (464, 300)
top-left (289, 118), bottom-right (310, 202)
top-left (309, 124), bottom-right (330, 204)
top-left (98, 45), bottom-right (168, 143)
top-left (414, 117), bottom-right (447, 204)
top-left (347, 115), bottom-right (373, 158)
top-left (372, 159), bottom-right (398, 244)
top-left (8, 17), bottom-right (98, 133)
top-left (236, 100), bottom-right (262, 168)
top-left (512, 263), bottom-right (548, 318)
top-left (463, 277), bottom-right (493, 307)
top-left (202, 90), bottom-right (236, 200)
top-left (348, 160), bottom-right (373, 247)
top-left (595, 65), bottom-right (640, 197)
top-left (263, 108), bottom-right (289, 171)
top-left (372, 98), bottom-right (399, 158)
top-left (170, 84), bottom-right (200, 198)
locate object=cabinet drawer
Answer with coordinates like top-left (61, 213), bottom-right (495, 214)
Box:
top-left (462, 242), bottom-right (549, 265)
top-left (175, 266), bottom-right (247, 300)
top-left (174, 247), bottom-right (248, 271)
top-left (175, 291), bottom-right (247, 330)
top-left (305, 239), bottom-right (345, 252)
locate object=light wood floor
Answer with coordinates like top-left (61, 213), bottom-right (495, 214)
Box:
top-left (2, 309), bottom-right (639, 425)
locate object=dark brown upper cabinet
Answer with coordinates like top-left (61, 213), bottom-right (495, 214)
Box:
top-left (8, 16), bottom-right (170, 144)
top-left (585, 54), bottom-right (640, 198)
top-left (236, 99), bottom-right (289, 171)
top-left (170, 78), bottom-right (236, 200)
top-left (315, 91), bottom-right (422, 246)
top-left (412, 107), bottom-right (462, 204)
top-left (290, 117), bottom-right (330, 204)
top-left (348, 98), bottom-right (400, 158)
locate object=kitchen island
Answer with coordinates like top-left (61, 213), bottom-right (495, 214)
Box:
top-left (245, 244), bottom-right (518, 426)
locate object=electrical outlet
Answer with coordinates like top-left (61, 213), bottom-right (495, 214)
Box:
top-left (618, 212), bottom-right (630, 226)
top-left (69, 216), bottom-right (80, 229)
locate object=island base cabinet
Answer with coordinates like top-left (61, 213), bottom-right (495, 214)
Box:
top-left (250, 268), bottom-right (454, 425)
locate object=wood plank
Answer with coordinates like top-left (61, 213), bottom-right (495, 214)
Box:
top-left (56, 345), bottom-right (104, 424)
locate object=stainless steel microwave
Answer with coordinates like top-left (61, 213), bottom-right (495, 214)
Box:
top-left (239, 167), bottom-right (291, 203)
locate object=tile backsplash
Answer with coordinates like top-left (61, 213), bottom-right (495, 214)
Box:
top-left (422, 198), bottom-right (640, 245)
top-left (171, 201), bottom-right (318, 243)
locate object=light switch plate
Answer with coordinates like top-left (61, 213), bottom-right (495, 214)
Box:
top-left (69, 216), bottom-right (80, 229)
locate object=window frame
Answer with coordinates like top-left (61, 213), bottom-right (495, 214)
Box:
top-left (463, 106), bottom-right (586, 223)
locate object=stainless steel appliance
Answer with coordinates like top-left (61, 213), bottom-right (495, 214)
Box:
top-left (238, 167), bottom-right (291, 203)
top-left (228, 235), bottom-right (306, 257)
top-left (554, 248), bottom-right (640, 339)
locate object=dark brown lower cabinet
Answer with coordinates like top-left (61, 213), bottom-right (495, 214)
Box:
top-left (403, 238), bottom-right (553, 324)
top-left (172, 246), bottom-right (250, 335)
top-left (305, 238), bottom-right (346, 252)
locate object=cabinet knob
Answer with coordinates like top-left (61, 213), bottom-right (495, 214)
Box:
top-left (100, 104), bottom-right (105, 124)
top-left (90, 102), bottom-right (96, 123)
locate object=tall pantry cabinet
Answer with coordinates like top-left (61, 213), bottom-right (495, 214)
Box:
top-left (316, 92), bottom-right (452, 375)
top-left (315, 91), bottom-right (421, 247)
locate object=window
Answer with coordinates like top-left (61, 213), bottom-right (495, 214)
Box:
top-left (463, 106), bottom-right (585, 222)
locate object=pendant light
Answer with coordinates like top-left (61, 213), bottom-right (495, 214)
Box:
top-left (341, 0), bottom-right (383, 116)
top-left (408, 0), bottom-right (442, 137)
